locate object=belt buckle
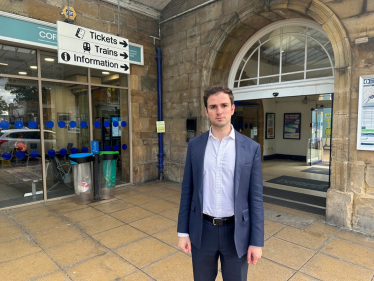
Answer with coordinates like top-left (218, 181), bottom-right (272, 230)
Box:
top-left (213, 218), bottom-right (223, 226)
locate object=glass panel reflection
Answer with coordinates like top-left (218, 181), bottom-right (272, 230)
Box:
top-left (260, 37), bottom-right (280, 77)
top-left (242, 50), bottom-right (258, 81)
top-left (42, 81), bottom-right (89, 199)
top-left (0, 77), bottom-right (43, 207)
top-left (306, 69), bottom-right (333, 79)
top-left (91, 87), bottom-right (129, 184)
top-left (0, 44), bottom-right (37, 77)
top-left (307, 38), bottom-right (331, 70)
top-left (282, 35), bottom-right (305, 73)
top-left (90, 69), bottom-right (128, 87)
top-left (281, 72), bottom-right (304, 82)
top-left (40, 51), bottom-right (88, 82)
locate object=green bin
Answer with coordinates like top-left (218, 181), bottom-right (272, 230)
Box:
top-left (99, 151), bottom-right (119, 199)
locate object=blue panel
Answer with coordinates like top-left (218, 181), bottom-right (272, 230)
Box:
top-left (46, 121), bottom-right (54, 128)
top-left (80, 121), bottom-right (87, 128)
top-left (94, 121), bottom-right (101, 128)
top-left (69, 121), bottom-right (76, 128)
top-left (60, 148), bottom-right (67, 156)
top-left (28, 121), bottom-right (37, 129)
top-left (14, 121), bottom-right (23, 129)
top-left (48, 149), bottom-right (55, 157)
top-left (58, 121), bottom-right (66, 128)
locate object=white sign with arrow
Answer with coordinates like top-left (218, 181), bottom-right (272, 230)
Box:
top-left (57, 21), bottom-right (130, 73)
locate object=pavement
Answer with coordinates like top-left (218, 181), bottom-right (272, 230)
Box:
top-left (0, 181), bottom-right (373, 281)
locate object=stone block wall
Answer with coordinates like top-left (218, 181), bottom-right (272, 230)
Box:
top-left (0, 0), bottom-right (160, 184)
top-left (161, 0), bottom-right (374, 234)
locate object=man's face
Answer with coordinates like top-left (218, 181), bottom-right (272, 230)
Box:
top-left (205, 92), bottom-right (235, 129)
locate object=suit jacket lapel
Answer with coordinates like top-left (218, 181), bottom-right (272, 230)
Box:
top-left (195, 132), bottom-right (209, 209)
top-left (234, 131), bottom-right (246, 201)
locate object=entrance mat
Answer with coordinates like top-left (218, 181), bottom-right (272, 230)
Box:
top-left (301, 167), bottom-right (329, 175)
top-left (266, 176), bottom-right (329, 192)
top-left (316, 162), bottom-right (330, 167)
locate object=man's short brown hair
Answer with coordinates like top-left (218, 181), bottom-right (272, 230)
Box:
top-left (203, 85), bottom-right (234, 108)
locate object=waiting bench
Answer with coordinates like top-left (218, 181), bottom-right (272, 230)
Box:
top-left (3, 158), bottom-right (50, 197)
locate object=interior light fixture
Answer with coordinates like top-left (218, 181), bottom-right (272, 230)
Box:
top-left (30, 66), bottom-right (37, 69)
top-left (18, 72), bottom-right (27, 75)
top-left (102, 71), bottom-right (110, 75)
top-left (0, 62), bottom-right (8, 66)
top-left (44, 58), bottom-right (54, 62)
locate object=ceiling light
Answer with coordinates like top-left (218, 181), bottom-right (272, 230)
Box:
top-left (30, 66), bottom-right (37, 69)
top-left (18, 72), bottom-right (27, 75)
top-left (0, 62), bottom-right (8, 66)
top-left (44, 58), bottom-right (54, 62)
top-left (102, 71), bottom-right (110, 75)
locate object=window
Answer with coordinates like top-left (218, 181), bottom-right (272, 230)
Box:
top-left (233, 24), bottom-right (334, 89)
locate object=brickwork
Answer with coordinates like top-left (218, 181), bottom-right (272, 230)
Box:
top-left (161, 0), bottom-right (374, 234)
top-left (0, 0), bottom-right (159, 184)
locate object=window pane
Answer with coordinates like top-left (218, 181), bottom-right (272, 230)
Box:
top-left (306, 28), bottom-right (329, 46)
top-left (282, 34), bottom-right (305, 73)
top-left (260, 37), bottom-right (280, 77)
top-left (307, 38), bottom-right (331, 70)
top-left (0, 44), bottom-right (37, 77)
top-left (259, 76), bottom-right (279, 85)
top-left (239, 79), bottom-right (256, 87)
top-left (306, 69), bottom-right (333, 79)
top-left (42, 81), bottom-right (89, 199)
top-left (91, 87), bottom-right (130, 184)
top-left (281, 72), bottom-right (304, 82)
top-left (241, 50), bottom-right (258, 80)
top-left (0, 77), bottom-right (43, 207)
top-left (243, 41), bottom-right (259, 61)
top-left (40, 51), bottom-right (88, 82)
top-left (259, 28), bottom-right (280, 44)
top-left (325, 43), bottom-right (335, 67)
top-left (90, 68), bottom-right (128, 87)
top-left (235, 60), bottom-right (245, 80)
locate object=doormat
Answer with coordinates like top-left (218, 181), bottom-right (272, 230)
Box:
top-left (301, 167), bottom-right (329, 175)
top-left (316, 162), bottom-right (330, 167)
top-left (266, 176), bottom-right (329, 192)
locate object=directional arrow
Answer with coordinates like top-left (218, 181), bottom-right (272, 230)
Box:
top-left (121, 64), bottom-right (129, 71)
top-left (119, 40), bottom-right (128, 48)
top-left (120, 52), bottom-right (128, 59)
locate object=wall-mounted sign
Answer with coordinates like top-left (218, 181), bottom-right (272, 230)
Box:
top-left (62, 6), bottom-right (77, 20)
top-left (57, 21), bottom-right (130, 73)
top-left (0, 13), bottom-right (143, 65)
top-left (357, 76), bottom-right (374, 150)
top-left (156, 121), bottom-right (165, 133)
top-left (283, 113), bottom-right (301, 140)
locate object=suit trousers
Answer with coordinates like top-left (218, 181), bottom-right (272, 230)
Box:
top-left (191, 219), bottom-right (248, 281)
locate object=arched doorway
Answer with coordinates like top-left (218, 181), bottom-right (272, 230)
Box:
top-left (228, 19), bottom-right (334, 215)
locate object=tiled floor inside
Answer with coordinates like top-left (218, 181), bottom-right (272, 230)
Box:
top-left (0, 181), bottom-right (373, 281)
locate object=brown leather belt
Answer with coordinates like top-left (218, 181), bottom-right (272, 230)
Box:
top-left (203, 214), bottom-right (235, 226)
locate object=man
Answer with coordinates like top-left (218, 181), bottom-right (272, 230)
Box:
top-left (177, 85), bottom-right (264, 281)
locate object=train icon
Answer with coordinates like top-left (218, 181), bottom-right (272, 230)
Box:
top-left (83, 42), bottom-right (91, 52)
top-left (75, 28), bottom-right (85, 39)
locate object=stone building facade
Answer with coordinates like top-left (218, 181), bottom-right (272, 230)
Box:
top-left (160, 0), bottom-right (374, 235)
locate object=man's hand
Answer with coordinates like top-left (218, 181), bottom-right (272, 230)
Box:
top-left (178, 236), bottom-right (191, 254)
top-left (247, 245), bottom-right (262, 265)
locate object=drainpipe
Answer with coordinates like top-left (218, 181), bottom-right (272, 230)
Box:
top-left (156, 47), bottom-right (164, 181)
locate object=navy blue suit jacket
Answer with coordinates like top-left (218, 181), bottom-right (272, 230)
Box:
top-left (177, 130), bottom-right (264, 258)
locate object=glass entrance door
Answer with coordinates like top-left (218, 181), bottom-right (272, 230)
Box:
top-left (309, 108), bottom-right (323, 165)
top-left (232, 102), bottom-right (259, 143)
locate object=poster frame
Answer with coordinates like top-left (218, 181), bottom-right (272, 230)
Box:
top-left (357, 75), bottom-right (374, 151)
top-left (283, 113), bottom-right (301, 140)
top-left (265, 113), bottom-right (275, 139)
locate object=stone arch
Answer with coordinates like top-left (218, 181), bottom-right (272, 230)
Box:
top-left (201, 0), bottom-right (353, 227)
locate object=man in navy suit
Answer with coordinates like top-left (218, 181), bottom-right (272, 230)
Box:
top-left (177, 85), bottom-right (264, 281)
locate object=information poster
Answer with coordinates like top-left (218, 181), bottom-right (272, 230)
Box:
top-left (112, 117), bottom-right (121, 137)
top-left (357, 76), bottom-right (374, 150)
top-left (265, 113), bottom-right (275, 139)
top-left (283, 113), bottom-right (301, 139)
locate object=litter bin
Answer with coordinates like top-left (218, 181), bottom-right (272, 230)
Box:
top-left (69, 153), bottom-right (94, 204)
top-left (99, 151), bottom-right (119, 199)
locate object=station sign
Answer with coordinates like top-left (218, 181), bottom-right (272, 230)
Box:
top-left (57, 21), bottom-right (130, 74)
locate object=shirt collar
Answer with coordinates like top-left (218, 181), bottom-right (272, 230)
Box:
top-left (209, 125), bottom-right (236, 140)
